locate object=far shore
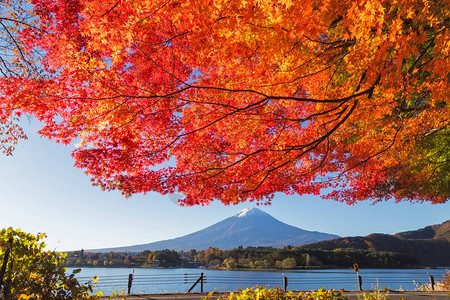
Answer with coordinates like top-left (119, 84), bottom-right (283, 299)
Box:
top-left (65, 265), bottom-right (447, 270)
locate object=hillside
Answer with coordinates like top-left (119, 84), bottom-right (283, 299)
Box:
top-left (395, 220), bottom-right (450, 240)
top-left (302, 220), bottom-right (450, 267)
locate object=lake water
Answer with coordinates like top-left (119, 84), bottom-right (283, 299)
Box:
top-left (69, 267), bottom-right (449, 295)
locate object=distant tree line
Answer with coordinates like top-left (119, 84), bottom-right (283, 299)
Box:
top-left (64, 246), bottom-right (418, 269)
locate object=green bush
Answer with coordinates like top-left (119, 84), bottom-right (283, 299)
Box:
top-left (281, 258), bottom-right (297, 269)
top-left (0, 228), bottom-right (101, 299)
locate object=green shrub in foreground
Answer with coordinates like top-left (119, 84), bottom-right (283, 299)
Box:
top-left (0, 228), bottom-right (102, 299)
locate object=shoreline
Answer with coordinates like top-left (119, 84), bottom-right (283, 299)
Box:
top-left (64, 265), bottom-right (448, 270)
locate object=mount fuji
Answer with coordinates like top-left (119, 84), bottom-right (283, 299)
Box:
top-left (90, 208), bottom-right (339, 252)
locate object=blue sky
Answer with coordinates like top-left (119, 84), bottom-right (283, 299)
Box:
top-left (1, 119), bottom-right (449, 252)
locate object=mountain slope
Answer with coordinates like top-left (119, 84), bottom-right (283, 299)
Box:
top-left (302, 220), bottom-right (450, 267)
top-left (90, 208), bottom-right (339, 252)
top-left (395, 220), bottom-right (450, 240)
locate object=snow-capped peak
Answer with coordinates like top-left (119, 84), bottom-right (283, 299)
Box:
top-left (235, 207), bottom-right (264, 218)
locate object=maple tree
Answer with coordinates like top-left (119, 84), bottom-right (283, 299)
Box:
top-left (0, 0), bottom-right (448, 205)
top-left (0, 0), bottom-right (36, 155)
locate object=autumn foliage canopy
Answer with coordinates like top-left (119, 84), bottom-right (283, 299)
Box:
top-left (0, 0), bottom-right (449, 205)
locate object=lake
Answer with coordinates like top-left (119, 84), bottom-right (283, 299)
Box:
top-left (69, 267), bottom-right (449, 295)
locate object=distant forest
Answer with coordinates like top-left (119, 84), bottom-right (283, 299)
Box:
top-left (64, 246), bottom-right (418, 269)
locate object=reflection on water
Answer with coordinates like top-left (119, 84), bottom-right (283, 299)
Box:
top-left (68, 267), bottom-right (449, 295)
